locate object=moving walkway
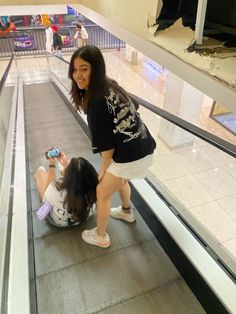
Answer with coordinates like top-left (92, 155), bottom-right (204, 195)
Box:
top-left (0, 54), bottom-right (235, 314)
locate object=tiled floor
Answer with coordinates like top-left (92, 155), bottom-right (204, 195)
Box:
top-left (2, 50), bottom-right (236, 274)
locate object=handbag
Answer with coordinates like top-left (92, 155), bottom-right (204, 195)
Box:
top-left (36, 201), bottom-right (53, 220)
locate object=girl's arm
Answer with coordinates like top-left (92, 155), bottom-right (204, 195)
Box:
top-left (57, 151), bottom-right (70, 168)
top-left (56, 151), bottom-right (70, 177)
top-left (46, 158), bottom-right (57, 189)
top-left (99, 148), bottom-right (114, 181)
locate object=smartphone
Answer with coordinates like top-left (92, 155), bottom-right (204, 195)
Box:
top-left (45, 148), bottom-right (61, 159)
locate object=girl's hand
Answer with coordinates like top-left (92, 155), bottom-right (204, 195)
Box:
top-left (99, 149), bottom-right (114, 181)
top-left (57, 151), bottom-right (70, 168)
top-left (98, 170), bottom-right (106, 181)
top-left (48, 157), bottom-right (56, 166)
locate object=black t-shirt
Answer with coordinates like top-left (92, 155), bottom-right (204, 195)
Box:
top-left (87, 88), bottom-right (156, 163)
top-left (53, 33), bottom-right (62, 50)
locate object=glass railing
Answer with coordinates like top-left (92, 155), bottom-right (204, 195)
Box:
top-left (0, 58), bottom-right (10, 79)
top-left (134, 96), bottom-right (236, 279)
top-left (47, 53), bottom-right (71, 92)
top-left (0, 56), bottom-right (17, 191)
top-left (46, 53), bottom-right (236, 280)
top-left (0, 56), bottom-right (18, 313)
top-left (0, 24), bottom-right (125, 57)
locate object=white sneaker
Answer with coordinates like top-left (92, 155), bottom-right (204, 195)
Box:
top-left (82, 227), bottom-right (111, 248)
top-left (110, 206), bottom-right (136, 223)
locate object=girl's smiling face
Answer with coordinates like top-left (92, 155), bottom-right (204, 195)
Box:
top-left (72, 57), bottom-right (91, 90)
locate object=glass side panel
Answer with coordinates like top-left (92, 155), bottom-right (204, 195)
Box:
top-left (0, 59), bottom-right (17, 192)
top-left (0, 58), bottom-right (17, 310)
top-left (47, 54), bottom-right (71, 92)
top-left (139, 104), bottom-right (236, 277)
top-left (0, 58), bottom-right (11, 78)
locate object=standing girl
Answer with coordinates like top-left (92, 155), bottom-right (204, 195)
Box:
top-left (69, 46), bottom-right (156, 248)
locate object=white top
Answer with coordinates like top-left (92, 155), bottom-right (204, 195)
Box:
top-left (43, 182), bottom-right (94, 227)
top-left (45, 27), bottom-right (53, 53)
top-left (74, 26), bottom-right (88, 47)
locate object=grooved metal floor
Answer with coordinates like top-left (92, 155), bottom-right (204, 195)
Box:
top-left (24, 82), bottom-right (205, 314)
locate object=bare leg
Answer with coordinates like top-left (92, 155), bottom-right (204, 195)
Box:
top-left (96, 172), bottom-right (125, 236)
top-left (119, 181), bottom-right (131, 208)
top-left (34, 168), bottom-right (48, 202)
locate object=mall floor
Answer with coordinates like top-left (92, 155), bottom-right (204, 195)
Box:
top-left (3, 49), bottom-right (236, 275)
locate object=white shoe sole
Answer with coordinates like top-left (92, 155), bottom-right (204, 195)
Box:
top-left (82, 232), bottom-right (111, 248)
top-left (110, 210), bottom-right (136, 223)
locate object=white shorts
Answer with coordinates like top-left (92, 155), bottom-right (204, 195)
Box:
top-left (106, 154), bottom-right (154, 180)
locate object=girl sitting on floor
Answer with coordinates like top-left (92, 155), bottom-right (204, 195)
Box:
top-left (34, 151), bottom-right (99, 227)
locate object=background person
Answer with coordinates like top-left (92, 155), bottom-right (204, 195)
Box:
top-left (73, 23), bottom-right (88, 47)
top-left (68, 45), bottom-right (156, 248)
top-left (51, 25), bottom-right (63, 59)
top-left (0, 16), bottom-right (10, 30)
top-left (34, 151), bottom-right (99, 228)
top-left (45, 20), bottom-right (53, 53)
top-left (34, 14), bottom-right (42, 25)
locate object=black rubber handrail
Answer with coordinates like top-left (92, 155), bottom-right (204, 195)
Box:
top-left (130, 93), bottom-right (236, 159)
top-left (0, 56), bottom-right (14, 97)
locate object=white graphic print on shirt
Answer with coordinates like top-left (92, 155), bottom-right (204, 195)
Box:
top-left (105, 88), bottom-right (147, 143)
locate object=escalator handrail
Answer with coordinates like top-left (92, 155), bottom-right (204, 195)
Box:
top-left (130, 93), bottom-right (236, 158)
top-left (0, 56), bottom-right (14, 97)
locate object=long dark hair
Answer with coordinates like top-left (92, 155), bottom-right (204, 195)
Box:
top-left (68, 45), bottom-right (130, 112)
top-left (55, 157), bottom-right (98, 222)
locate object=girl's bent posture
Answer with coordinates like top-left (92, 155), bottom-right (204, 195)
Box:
top-left (68, 46), bottom-right (156, 247)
